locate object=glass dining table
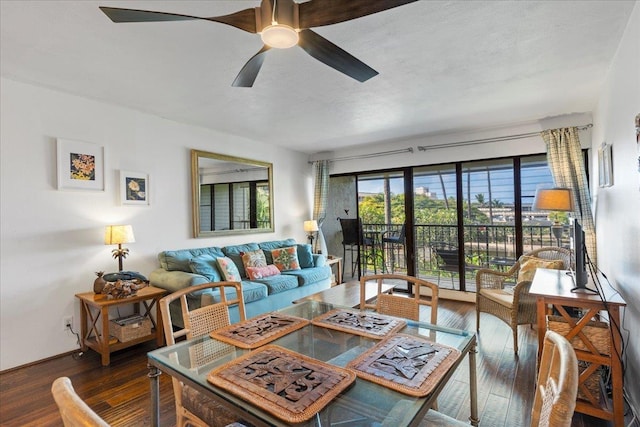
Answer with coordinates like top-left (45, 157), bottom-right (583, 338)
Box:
top-left (147, 301), bottom-right (478, 427)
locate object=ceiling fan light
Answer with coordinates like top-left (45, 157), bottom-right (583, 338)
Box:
top-left (261, 23), bottom-right (298, 49)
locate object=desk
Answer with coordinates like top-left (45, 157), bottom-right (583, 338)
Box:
top-left (530, 269), bottom-right (626, 426)
top-left (148, 301), bottom-right (478, 427)
top-left (76, 286), bottom-right (165, 366)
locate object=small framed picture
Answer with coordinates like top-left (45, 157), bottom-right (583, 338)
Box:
top-left (120, 170), bottom-right (149, 205)
top-left (57, 138), bottom-right (104, 191)
top-left (598, 142), bottom-right (613, 188)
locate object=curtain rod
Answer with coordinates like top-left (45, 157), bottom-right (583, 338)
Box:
top-left (417, 123), bottom-right (593, 151)
top-left (309, 147), bottom-right (413, 163)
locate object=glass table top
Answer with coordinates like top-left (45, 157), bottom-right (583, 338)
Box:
top-left (148, 301), bottom-right (476, 427)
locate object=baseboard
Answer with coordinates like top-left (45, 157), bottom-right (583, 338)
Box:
top-left (0, 349), bottom-right (79, 375)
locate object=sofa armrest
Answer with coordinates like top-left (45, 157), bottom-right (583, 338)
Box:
top-left (312, 254), bottom-right (326, 267)
top-left (148, 268), bottom-right (209, 294)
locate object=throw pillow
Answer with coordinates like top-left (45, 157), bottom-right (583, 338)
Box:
top-left (517, 256), bottom-right (565, 282)
top-left (296, 244), bottom-right (314, 268)
top-left (188, 254), bottom-right (223, 282)
top-left (216, 256), bottom-right (242, 282)
top-left (270, 246), bottom-right (301, 271)
top-left (241, 249), bottom-right (267, 270)
top-left (246, 265), bottom-right (281, 280)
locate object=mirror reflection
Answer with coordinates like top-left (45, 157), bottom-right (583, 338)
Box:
top-left (191, 150), bottom-right (273, 237)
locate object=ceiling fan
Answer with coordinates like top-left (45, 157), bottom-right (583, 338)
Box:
top-left (99, 0), bottom-right (417, 87)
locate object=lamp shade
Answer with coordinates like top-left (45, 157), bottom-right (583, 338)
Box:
top-left (303, 220), bottom-right (319, 233)
top-left (104, 225), bottom-right (135, 245)
top-left (532, 188), bottom-right (574, 212)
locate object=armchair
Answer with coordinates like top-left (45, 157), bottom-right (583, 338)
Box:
top-left (476, 247), bottom-right (571, 355)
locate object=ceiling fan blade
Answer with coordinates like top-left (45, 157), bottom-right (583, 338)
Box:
top-left (232, 46), bottom-right (271, 87)
top-left (99, 7), bottom-right (257, 33)
top-left (298, 30), bottom-right (378, 83)
top-left (298, 0), bottom-right (418, 28)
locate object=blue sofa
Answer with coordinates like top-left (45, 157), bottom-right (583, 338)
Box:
top-left (149, 238), bottom-right (331, 324)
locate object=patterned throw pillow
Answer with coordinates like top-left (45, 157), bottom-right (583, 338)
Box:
top-left (241, 249), bottom-right (267, 270)
top-left (517, 256), bottom-right (565, 282)
top-left (216, 257), bottom-right (242, 281)
top-left (270, 246), bottom-right (301, 271)
top-left (246, 265), bottom-right (281, 280)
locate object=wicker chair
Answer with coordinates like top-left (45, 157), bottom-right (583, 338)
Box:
top-left (51, 377), bottom-right (110, 427)
top-left (476, 247), bottom-right (572, 355)
top-left (413, 330), bottom-right (578, 427)
top-left (359, 274), bottom-right (439, 324)
top-left (159, 282), bottom-right (247, 427)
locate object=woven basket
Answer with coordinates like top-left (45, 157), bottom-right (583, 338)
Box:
top-left (110, 315), bottom-right (151, 342)
top-left (577, 361), bottom-right (602, 403)
top-left (546, 315), bottom-right (610, 355)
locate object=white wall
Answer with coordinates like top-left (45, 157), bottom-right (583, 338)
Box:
top-left (0, 78), bottom-right (312, 370)
top-left (591, 3), bottom-right (640, 413)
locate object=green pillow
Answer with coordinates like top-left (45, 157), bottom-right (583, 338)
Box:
top-left (188, 254), bottom-right (222, 282)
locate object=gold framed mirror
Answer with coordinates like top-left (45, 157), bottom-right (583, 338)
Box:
top-left (191, 150), bottom-right (274, 237)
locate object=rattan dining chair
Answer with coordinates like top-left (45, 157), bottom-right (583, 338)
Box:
top-left (476, 246), bottom-right (571, 355)
top-left (159, 282), bottom-right (247, 427)
top-left (412, 330), bottom-right (578, 426)
top-left (51, 377), bottom-right (110, 427)
top-left (359, 273), bottom-right (439, 324)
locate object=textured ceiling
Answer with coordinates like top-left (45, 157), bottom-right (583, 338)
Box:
top-left (1, 1), bottom-right (635, 153)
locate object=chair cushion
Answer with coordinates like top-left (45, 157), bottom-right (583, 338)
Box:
top-left (518, 256), bottom-right (565, 282)
top-left (479, 288), bottom-right (514, 308)
top-left (281, 266), bottom-right (331, 286)
top-left (188, 254), bottom-right (223, 282)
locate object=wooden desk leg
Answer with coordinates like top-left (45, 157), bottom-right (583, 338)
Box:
top-left (100, 306), bottom-right (110, 366)
top-left (535, 296), bottom-right (546, 363)
top-left (469, 343), bottom-right (479, 426)
top-left (79, 301), bottom-right (88, 352)
top-left (609, 305), bottom-right (624, 427)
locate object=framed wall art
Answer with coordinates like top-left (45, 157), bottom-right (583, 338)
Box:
top-left (598, 142), bottom-right (613, 188)
top-left (56, 138), bottom-right (104, 191)
top-left (120, 170), bottom-right (149, 205)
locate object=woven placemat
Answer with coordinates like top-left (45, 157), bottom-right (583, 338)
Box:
top-left (207, 345), bottom-right (356, 424)
top-left (311, 308), bottom-right (406, 339)
top-left (346, 333), bottom-right (461, 397)
top-left (210, 313), bottom-right (309, 349)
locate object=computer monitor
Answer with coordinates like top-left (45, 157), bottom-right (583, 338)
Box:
top-left (570, 218), bottom-right (589, 288)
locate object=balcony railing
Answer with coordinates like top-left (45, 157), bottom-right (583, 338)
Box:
top-left (357, 222), bottom-right (569, 292)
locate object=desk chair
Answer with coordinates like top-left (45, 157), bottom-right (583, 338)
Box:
top-left (160, 282), bottom-right (248, 427)
top-left (381, 224), bottom-right (406, 273)
top-left (359, 274), bottom-right (438, 324)
top-left (51, 377), bottom-right (110, 427)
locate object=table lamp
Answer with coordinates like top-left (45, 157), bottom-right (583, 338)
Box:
top-left (532, 188), bottom-right (574, 246)
top-left (303, 220), bottom-right (319, 249)
top-left (104, 224), bottom-right (135, 271)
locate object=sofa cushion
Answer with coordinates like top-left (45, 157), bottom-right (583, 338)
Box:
top-left (252, 274), bottom-right (299, 295)
top-left (258, 239), bottom-right (297, 263)
top-left (296, 244), bottom-right (314, 268)
top-left (241, 249), bottom-right (267, 270)
top-left (188, 254), bottom-right (223, 282)
top-left (159, 247), bottom-right (224, 272)
top-left (222, 243), bottom-right (260, 278)
top-left (282, 266), bottom-right (331, 286)
top-left (201, 281), bottom-right (267, 305)
top-left (216, 257), bottom-right (242, 281)
top-left (246, 265), bottom-right (281, 280)
top-left (270, 246), bottom-right (301, 271)
top-left (517, 256), bottom-right (564, 283)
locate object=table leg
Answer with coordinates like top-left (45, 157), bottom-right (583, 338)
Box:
top-left (468, 343), bottom-right (479, 426)
top-left (148, 364), bottom-right (161, 427)
top-left (100, 306), bottom-right (110, 366)
top-left (609, 306), bottom-right (624, 427)
top-left (79, 301), bottom-right (88, 352)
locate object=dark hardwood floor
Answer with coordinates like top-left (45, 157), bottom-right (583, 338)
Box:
top-left (0, 299), bottom-right (619, 426)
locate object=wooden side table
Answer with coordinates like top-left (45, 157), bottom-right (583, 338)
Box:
top-left (530, 269), bottom-right (626, 426)
top-left (76, 286), bottom-right (166, 366)
top-left (326, 256), bottom-right (343, 286)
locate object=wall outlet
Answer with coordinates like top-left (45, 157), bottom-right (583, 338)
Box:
top-left (63, 316), bottom-right (73, 332)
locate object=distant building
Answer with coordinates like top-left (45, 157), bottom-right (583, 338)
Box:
top-left (415, 186), bottom-right (436, 198)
